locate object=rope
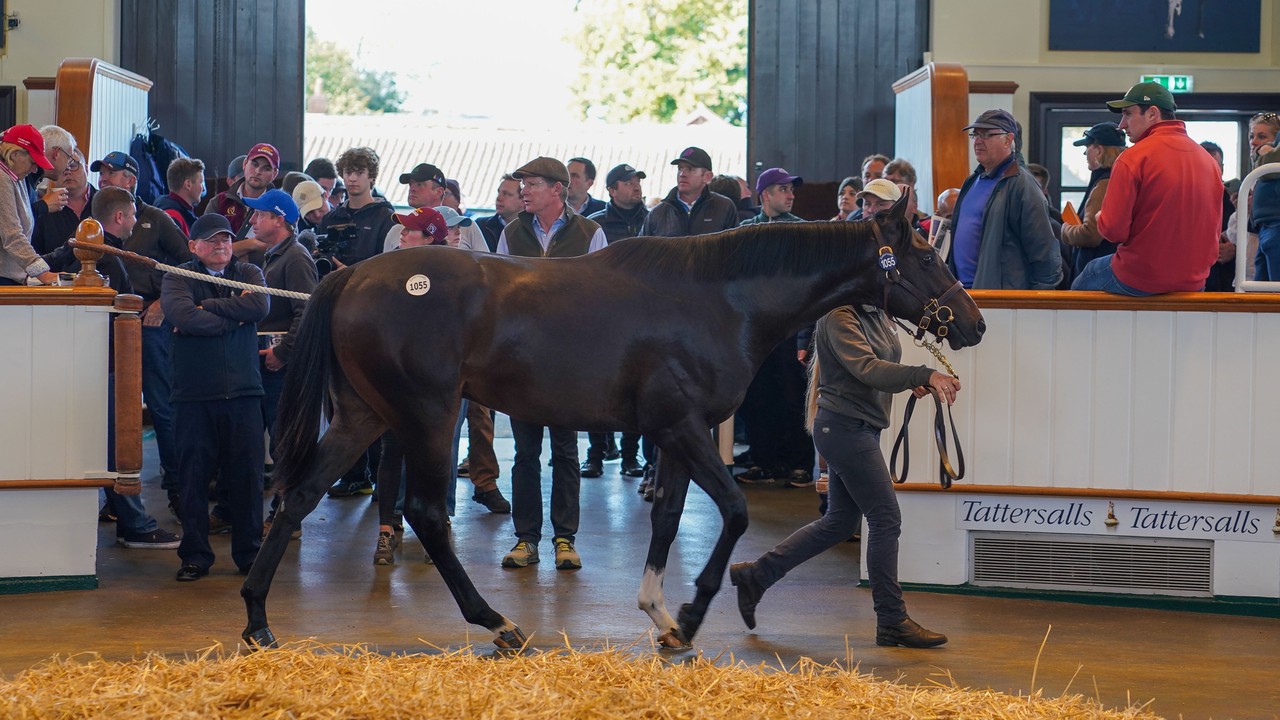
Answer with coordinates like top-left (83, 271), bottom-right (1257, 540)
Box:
top-left (67, 239), bottom-right (313, 301)
top-left (156, 260), bottom-right (312, 300)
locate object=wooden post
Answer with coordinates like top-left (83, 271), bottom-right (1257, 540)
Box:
top-left (112, 293), bottom-right (144, 496)
top-left (72, 218), bottom-right (107, 288)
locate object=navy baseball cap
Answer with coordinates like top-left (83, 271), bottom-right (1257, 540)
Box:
top-left (1073, 122), bottom-right (1127, 147)
top-left (243, 188), bottom-right (300, 224)
top-left (605, 163), bottom-right (646, 187)
top-left (90, 151), bottom-right (140, 176)
top-left (190, 213), bottom-right (234, 241)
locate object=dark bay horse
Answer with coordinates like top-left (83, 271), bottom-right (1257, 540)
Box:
top-left (242, 197), bottom-right (985, 651)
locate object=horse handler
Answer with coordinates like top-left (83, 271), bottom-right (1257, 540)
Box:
top-left (729, 302), bottom-right (958, 648)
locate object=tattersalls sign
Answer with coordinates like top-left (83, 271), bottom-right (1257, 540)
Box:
top-left (955, 496), bottom-right (1274, 544)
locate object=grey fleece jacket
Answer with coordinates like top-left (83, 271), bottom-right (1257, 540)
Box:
top-left (814, 305), bottom-right (935, 430)
top-left (0, 168), bottom-right (49, 282)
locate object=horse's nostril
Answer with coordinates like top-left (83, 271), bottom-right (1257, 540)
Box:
top-left (976, 318), bottom-right (987, 337)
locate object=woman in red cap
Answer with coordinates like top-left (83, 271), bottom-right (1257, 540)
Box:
top-left (0, 124), bottom-right (58, 285)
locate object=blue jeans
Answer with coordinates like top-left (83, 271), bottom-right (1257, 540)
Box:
top-left (1255, 223), bottom-right (1280, 282)
top-left (1070, 254), bottom-right (1156, 296)
top-left (141, 322), bottom-right (179, 491)
top-left (754, 408), bottom-right (906, 625)
top-left (509, 420), bottom-right (579, 544)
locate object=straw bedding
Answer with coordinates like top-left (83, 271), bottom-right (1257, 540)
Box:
top-left (0, 640), bottom-right (1161, 719)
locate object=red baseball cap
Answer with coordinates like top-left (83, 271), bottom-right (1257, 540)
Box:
top-left (246, 142), bottom-right (281, 170)
top-left (2, 124), bottom-right (53, 170)
top-left (394, 207), bottom-right (448, 244)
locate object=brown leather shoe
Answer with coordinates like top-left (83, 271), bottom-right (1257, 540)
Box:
top-left (876, 617), bottom-right (948, 648)
top-left (729, 561), bottom-right (765, 630)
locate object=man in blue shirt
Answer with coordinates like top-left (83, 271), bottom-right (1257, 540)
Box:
top-left (948, 109), bottom-right (1061, 290)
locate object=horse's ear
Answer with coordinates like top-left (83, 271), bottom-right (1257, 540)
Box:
top-left (889, 187), bottom-right (911, 220)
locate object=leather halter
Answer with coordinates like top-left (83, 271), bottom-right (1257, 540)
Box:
top-left (870, 220), bottom-right (965, 488)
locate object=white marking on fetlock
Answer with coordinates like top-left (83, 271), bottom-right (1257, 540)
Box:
top-left (638, 566), bottom-right (678, 635)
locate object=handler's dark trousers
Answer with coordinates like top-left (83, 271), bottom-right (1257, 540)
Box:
top-left (175, 397), bottom-right (265, 572)
top-left (509, 420), bottom-right (580, 544)
top-left (753, 408), bottom-right (905, 625)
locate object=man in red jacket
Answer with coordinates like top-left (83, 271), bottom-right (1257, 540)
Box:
top-left (1073, 81), bottom-right (1221, 295)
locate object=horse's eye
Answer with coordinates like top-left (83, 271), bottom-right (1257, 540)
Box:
top-left (922, 253), bottom-right (935, 265)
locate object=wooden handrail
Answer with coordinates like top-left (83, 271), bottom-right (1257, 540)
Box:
top-left (0, 287), bottom-right (117, 306)
top-left (968, 290), bottom-right (1280, 313)
top-left (896, 482), bottom-right (1280, 506)
top-left (0, 479), bottom-right (115, 490)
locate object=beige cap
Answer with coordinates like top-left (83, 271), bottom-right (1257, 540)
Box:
top-left (858, 178), bottom-right (902, 202)
top-left (292, 180), bottom-right (326, 216)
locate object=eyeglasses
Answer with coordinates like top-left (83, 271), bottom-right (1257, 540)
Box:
top-left (65, 158), bottom-right (83, 171)
top-left (519, 179), bottom-right (547, 190)
top-left (968, 131), bottom-right (1009, 141)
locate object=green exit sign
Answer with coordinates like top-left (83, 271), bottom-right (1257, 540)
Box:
top-left (1141, 74), bottom-right (1194, 93)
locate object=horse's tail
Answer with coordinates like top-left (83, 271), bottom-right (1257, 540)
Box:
top-left (273, 265), bottom-right (357, 495)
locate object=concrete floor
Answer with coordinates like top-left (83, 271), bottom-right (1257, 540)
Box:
top-left (1, 430), bottom-right (1277, 720)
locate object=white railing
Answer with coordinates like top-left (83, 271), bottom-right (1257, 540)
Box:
top-left (1234, 161), bottom-right (1280, 292)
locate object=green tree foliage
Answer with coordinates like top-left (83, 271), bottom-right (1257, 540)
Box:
top-left (305, 28), bottom-right (405, 114)
top-left (570, 0), bottom-right (747, 126)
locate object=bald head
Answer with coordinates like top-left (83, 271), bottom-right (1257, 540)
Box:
top-left (936, 188), bottom-right (960, 218)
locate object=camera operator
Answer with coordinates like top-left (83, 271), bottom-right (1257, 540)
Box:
top-left (314, 146), bottom-right (395, 277)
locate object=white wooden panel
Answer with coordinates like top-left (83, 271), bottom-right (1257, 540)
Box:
top-left (28, 306), bottom-right (77, 479)
top-left (87, 72), bottom-right (149, 184)
top-left (1050, 312), bottom-right (1094, 487)
top-left (894, 80), bottom-right (935, 213)
top-left (1130, 312), bottom-right (1175, 492)
top-left (1211, 313), bottom-right (1255, 495)
top-left (969, 308), bottom-right (1015, 484)
top-left (0, 489), bottom-right (98, 577)
top-left (0, 308), bottom-right (34, 480)
top-left (1010, 310), bottom-right (1055, 487)
top-left (70, 307), bottom-right (111, 475)
top-left (1090, 312), bottom-right (1134, 488)
top-left (1170, 313), bottom-right (1215, 492)
top-left (1251, 313), bottom-right (1280, 495)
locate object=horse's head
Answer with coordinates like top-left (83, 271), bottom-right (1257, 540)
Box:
top-left (872, 193), bottom-right (985, 350)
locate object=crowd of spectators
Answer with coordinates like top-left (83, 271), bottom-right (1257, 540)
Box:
top-left (1, 77), bottom-right (1272, 579)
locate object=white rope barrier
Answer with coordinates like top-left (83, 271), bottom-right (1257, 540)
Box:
top-left (157, 261), bottom-right (313, 301)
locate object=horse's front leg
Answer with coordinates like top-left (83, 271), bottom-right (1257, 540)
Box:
top-left (637, 449), bottom-right (694, 648)
top-left (658, 422), bottom-right (749, 645)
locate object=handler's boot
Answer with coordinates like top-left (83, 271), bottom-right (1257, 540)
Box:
top-left (876, 618), bottom-right (948, 648)
top-left (729, 561), bottom-right (767, 630)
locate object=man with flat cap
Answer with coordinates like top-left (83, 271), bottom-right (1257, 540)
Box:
top-left (1061, 122), bottom-right (1126, 281)
top-left (948, 109), bottom-right (1061, 290)
top-left (640, 146), bottom-right (739, 238)
top-left (496, 156), bottom-right (606, 572)
top-left (1072, 82), bottom-right (1221, 295)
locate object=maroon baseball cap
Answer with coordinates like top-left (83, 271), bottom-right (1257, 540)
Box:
top-left (246, 143), bottom-right (281, 170)
top-left (1, 124), bottom-right (53, 170)
top-left (394, 207), bottom-right (448, 244)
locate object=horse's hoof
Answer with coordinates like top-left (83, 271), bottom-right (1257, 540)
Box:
top-left (657, 628), bottom-right (691, 650)
top-left (493, 626), bottom-right (527, 650)
top-left (676, 603), bottom-right (703, 643)
top-left (242, 627), bottom-right (278, 650)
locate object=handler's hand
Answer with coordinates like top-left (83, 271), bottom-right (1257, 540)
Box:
top-left (927, 371), bottom-right (961, 405)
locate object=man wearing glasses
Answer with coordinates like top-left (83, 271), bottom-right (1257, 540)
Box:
top-left (948, 109), bottom-right (1061, 290)
top-left (161, 213), bottom-right (269, 582)
top-left (495, 156), bottom-right (606, 572)
top-left (25, 125), bottom-right (77, 216)
top-left (31, 149), bottom-right (93, 255)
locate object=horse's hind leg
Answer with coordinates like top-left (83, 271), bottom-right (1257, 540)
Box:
top-left (240, 388), bottom-right (385, 649)
top-left (637, 450), bottom-right (695, 648)
top-left (398, 414), bottom-right (526, 650)
top-left (655, 421), bottom-right (749, 645)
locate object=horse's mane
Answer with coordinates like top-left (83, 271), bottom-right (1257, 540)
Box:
top-left (599, 219), bottom-right (886, 282)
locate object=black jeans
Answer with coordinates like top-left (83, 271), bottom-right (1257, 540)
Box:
top-left (754, 408), bottom-right (906, 625)
top-left (509, 420), bottom-right (580, 544)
